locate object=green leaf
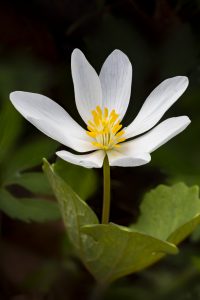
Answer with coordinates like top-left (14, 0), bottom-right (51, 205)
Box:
top-left (82, 183), bottom-right (200, 282)
top-left (43, 159), bottom-right (178, 283)
top-left (0, 188), bottom-right (60, 222)
top-left (130, 183), bottom-right (200, 245)
top-left (42, 159), bottom-right (99, 269)
top-left (43, 161), bottom-right (200, 283)
top-left (54, 159), bottom-right (98, 201)
top-left (190, 224), bottom-right (200, 242)
top-left (82, 223), bottom-right (178, 283)
top-left (4, 138), bottom-right (58, 181)
top-left (5, 172), bottom-right (52, 195)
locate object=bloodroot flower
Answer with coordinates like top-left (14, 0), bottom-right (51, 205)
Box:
top-left (10, 49), bottom-right (190, 168)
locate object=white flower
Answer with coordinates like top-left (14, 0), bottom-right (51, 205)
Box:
top-left (10, 49), bottom-right (190, 168)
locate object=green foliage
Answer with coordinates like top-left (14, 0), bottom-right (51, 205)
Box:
top-left (43, 159), bottom-right (99, 272)
top-left (0, 54), bottom-right (65, 223)
top-left (54, 159), bottom-right (98, 201)
top-left (0, 96), bottom-right (98, 222)
top-left (0, 130), bottom-right (60, 222)
top-left (3, 138), bottom-right (58, 181)
top-left (82, 224), bottom-right (178, 283)
top-left (0, 134), bottom-right (98, 222)
top-left (0, 188), bottom-right (60, 222)
top-left (131, 183), bottom-right (200, 245)
top-left (190, 224), bottom-right (200, 241)
top-left (5, 172), bottom-right (51, 195)
top-left (43, 159), bottom-right (200, 284)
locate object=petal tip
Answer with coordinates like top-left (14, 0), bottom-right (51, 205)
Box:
top-left (172, 76), bottom-right (189, 88)
top-left (9, 91), bottom-right (24, 105)
top-left (10, 90), bottom-right (30, 99)
top-left (110, 49), bottom-right (131, 63)
top-left (182, 115), bottom-right (191, 126)
top-left (10, 90), bottom-right (20, 99)
top-left (112, 49), bottom-right (124, 55)
top-left (179, 75), bottom-right (189, 86)
top-left (71, 48), bottom-right (84, 60)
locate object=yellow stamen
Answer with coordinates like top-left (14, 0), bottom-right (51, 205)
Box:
top-left (96, 106), bottom-right (102, 116)
top-left (112, 123), bottom-right (122, 133)
top-left (87, 106), bottom-right (126, 150)
top-left (88, 120), bottom-right (95, 127)
top-left (115, 130), bottom-right (125, 137)
top-left (92, 111), bottom-right (100, 126)
top-left (92, 142), bottom-right (103, 148)
top-left (104, 107), bottom-right (108, 118)
top-left (117, 138), bottom-right (126, 143)
top-left (87, 131), bottom-right (97, 138)
top-left (87, 125), bottom-right (94, 131)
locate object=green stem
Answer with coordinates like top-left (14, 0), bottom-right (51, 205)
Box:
top-left (102, 155), bottom-right (111, 224)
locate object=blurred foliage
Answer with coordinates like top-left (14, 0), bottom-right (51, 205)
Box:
top-left (0, 56), bottom-right (60, 222)
top-left (1, 0), bottom-right (200, 299)
top-left (0, 188), bottom-right (60, 222)
top-left (0, 59), bottom-right (98, 222)
top-left (54, 160), bottom-right (98, 201)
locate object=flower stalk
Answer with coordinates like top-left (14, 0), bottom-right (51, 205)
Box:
top-left (102, 155), bottom-right (111, 224)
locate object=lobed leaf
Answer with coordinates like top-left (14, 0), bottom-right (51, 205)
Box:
top-left (130, 183), bottom-right (200, 245)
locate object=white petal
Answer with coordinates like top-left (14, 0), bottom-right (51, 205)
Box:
top-left (56, 150), bottom-right (105, 168)
top-left (71, 49), bottom-right (102, 123)
top-left (125, 76), bottom-right (189, 138)
top-left (122, 116), bottom-right (191, 154)
top-left (107, 150), bottom-right (151, 167)
top-left (10, 91), bottom-right (95, 152)
top-left (99, 49), bottom-right (132, 119)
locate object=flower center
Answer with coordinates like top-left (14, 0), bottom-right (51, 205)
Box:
top-left (86, 106), bottom-right (126, 150)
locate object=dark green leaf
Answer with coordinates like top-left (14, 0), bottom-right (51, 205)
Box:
top-left (5, 138), bottom-right (58, 180)
top-left (5, 172), bottom-right (51, 195)
top-left (0, 188), bottom-right (60, 222)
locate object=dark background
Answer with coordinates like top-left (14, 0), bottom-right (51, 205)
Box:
top-left (1, 0), bottom-right (200, 299)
